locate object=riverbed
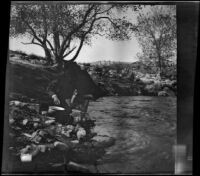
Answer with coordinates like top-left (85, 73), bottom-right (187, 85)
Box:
top-left (87, 96), bottom-right (176, 174)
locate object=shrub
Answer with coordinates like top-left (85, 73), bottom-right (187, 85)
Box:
top-left (14, 50), bottom-right (27, 56)
top-left (28, 54), bottom-right (45, 61)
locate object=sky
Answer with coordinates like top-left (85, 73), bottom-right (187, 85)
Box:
top-left (9, 5), bottom-right (144, 63)
top-left (9, 36), bottom-right (141, 63)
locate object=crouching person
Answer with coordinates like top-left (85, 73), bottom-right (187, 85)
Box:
top-left (47, 76), bottom-right (93, 124)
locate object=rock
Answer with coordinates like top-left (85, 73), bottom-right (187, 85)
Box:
top-left (46, 116), bottom-right (56, 120)
top-left (20, 145), bottom-right (32, 154)
top-left (41, 111), bottom-right (48, 115)
top-left (164, 79), bottom-right (172, 85)
top-left (30, 130), bottom-right (48, 143)
top-left (66, 125), bottom-right (75, 131)
top-left (32, 117), bottom-right (40, 122)
top-left (44, 125), bottom-right (57, 136)
top-left (20, 144), bottom-right (40, 160)
top-left (54, 141), bottom-right (70, 151)
top-left (38, 130), bottom-right (48, 137)
top-left (92, 135), bottom-right (115, 148)
top-left (22, 133), bottom-right (32, 138)
top-left (158, 90), bottom-right (168, 97)
top-left (144, 84), bottom-right (158, 96)
top-left (171, 80), bottom-right (177, 86)
top-left (67, 161), bottom-right (91, 173)
top-left (32, 135), bottom-right (42, 144)
top-left (140, 76), bottom-right (154, 84)
top-left (71, 140), bottom-right (79, 144)
top-left (27, 103), bottom-right (40, 113)
top-left (62, 130), bottom-right (72, 138)
top-left (33, 122), bottom-right (39, 128)
top-left (77, 128), bottom-right (86, 140)
top-left (9, 100), bottom-right (22, 106)
top-left (9, 118), bottom-right (15, 125)
top-left (29, 144), bottom-right (40, 157)
top-left (82, 117), bottom-right (86, 122)
top-left (38, 145), bottom-right (47, 153)
top-left (74, 124), bottom-right (81, 132)
top-left (71, 109), bottom-right (82, 117)
top-left (22, 119), bottom-right (28, 125)
top-left (73, 116), bottom-right (82, 123)
top-left (45, 119), bottom-right (56, 125)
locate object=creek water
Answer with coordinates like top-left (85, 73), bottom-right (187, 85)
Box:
top-left (87, 96), bottom-right (176, 174)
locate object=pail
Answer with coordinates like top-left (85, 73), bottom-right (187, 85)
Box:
top-left (48, 106), bottom-right (72, 124)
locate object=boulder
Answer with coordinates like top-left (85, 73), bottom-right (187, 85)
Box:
top-left (54, 141), bottom-right (71, 151)
top-left (144, 84), bottom-right (158, 96)
top-left (66, 161), bottom-right (91, 173)
top-left (91, 135), bottom-right (116, 148)
top-left (77, 128), bottom-right (86, 140)
top-left (158, 90), bottom-right (168, 97)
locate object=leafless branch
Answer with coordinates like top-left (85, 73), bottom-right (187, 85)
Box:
top-left (96, 5), bottom-right (114, 15)
top-left (95, 16), bottom-right (116, 26)
top-left (21, 42), bottom-right (42, 47)
top-left (21, 38), bottom-right (43, 47)
top-left (22, 19), bottom-right (44, 44)
top-left (41, 4), bottom-right (48, 43)
top-left (46, 39), bottom-right (55, 52)
top-left (62, 46), bottom-right (77, 59)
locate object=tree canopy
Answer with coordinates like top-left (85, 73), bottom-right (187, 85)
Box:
top-left (10, 2), bottom-right (141, 67)
top-left (134, 5), bottom-right (176, 78)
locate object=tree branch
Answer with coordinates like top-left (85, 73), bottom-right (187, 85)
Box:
top-left (62, 46), bottom-right (77, 59)
top-left (60, 4), bottom-right (95, 52)
top-left (21, 42), bottom-right (43, 47)
top-left (92, 31), bottom-right (104, 37)
top-left (46, 38), bottom-right (55, 52)
top-left (22, 19), bottom-right (44, 44)
top-left (59, 37), bottom-right (72, 57)
top-left (21, 37), bottom-right (43, 47)
top-left (63, 37), bottom-right (72, 52)
top-left (68, 15), bottom-right (97, 62)
top-left (95, 16), bottom-right (116, 26)
top-left (41, 4), bottom-right (48, 43)
top-left (96, 5), bottom-right (114, 15)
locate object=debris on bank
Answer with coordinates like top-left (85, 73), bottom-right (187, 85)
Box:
top-left (8, 100), bottom-right (115, 173)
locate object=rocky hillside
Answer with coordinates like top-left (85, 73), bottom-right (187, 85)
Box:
top-left (81, 61), bottom-right (177, 97)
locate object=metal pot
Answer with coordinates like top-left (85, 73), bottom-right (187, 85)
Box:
top-left (48, 106), bottom-right (72, 124)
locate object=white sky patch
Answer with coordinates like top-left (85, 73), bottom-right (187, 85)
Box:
top-left (9, 35), bottom-right (141, 63)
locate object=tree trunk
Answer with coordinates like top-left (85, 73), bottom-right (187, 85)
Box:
top-left (156, 48), bottom-right (162, 79)
top-left (44, 48), bottom-right (54, 65)
top-left (55, 55), bottom-right (64, 70)
top-left (158, 57), bottom-right (162, 78)
top-left (44, 46), bottom-right (64, 70)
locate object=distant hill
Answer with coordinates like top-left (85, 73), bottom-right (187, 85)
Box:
top-left (79, 60), bottom-right (133, 66)
top-left (80, 60), bottom-right (158, 75)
